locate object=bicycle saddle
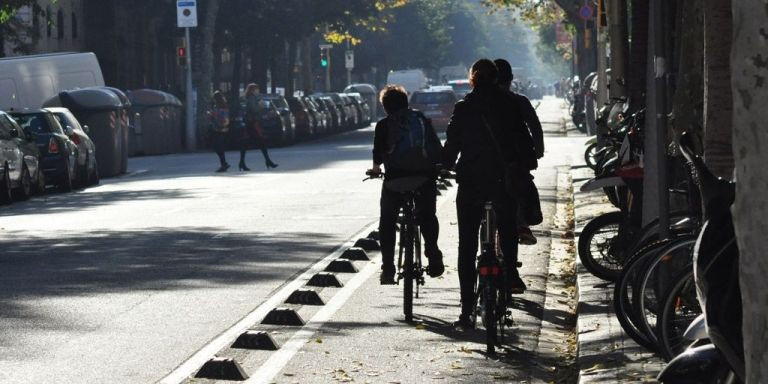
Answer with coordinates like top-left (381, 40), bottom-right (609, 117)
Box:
top-left (384, 176), bottom-right (431, 194)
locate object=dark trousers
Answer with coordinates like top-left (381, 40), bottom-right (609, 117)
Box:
top-left (212, 131), bottom-right (228, 166)
top-left (456, 181), bottom-right (519, 314)
top-left (240, 126), bottom-right (273, 165)
top-left (379, 180), bottom-right (439, 267)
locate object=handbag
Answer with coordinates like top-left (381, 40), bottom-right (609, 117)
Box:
top-left (479, 113), bottom-right (543, 226)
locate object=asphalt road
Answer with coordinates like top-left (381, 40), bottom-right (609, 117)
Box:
top-left (0, 97), bottom-right (583, 384)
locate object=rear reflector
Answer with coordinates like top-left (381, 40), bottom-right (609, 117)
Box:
top-left (48, 138), bottom-right (59, 154)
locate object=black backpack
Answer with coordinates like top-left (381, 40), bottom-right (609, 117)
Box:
top-left (384, 109), bottom-right (441, 171)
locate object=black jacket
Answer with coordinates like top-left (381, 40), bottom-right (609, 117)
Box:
top-left (442, 85), bottom-right (533, 185)
top-left (506, 90), bottom-right (544, 158)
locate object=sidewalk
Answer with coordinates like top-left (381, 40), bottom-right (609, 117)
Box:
top-left (571, 165), bottom-right (666, 383)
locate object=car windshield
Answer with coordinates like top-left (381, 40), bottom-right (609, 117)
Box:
top-left (411, 92), bottom-right (454, 105)
top-left (11, 113), bottom-right (61, 134)
top-left (450, 83), bottom-right (471, 94)
top-left (263, 97), bottom-right (288, 109)
top-left (53, 113), bottom-right (80, 131)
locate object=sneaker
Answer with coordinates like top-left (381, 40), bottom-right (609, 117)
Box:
top-left (380, 264), bottom-right (396, 285)
top-left (518, 226), bottom-right (537, 245)
top-left (507, 274), bottom-right (527, 294)
top-left (453, 314), bottom-right (474, 329)
top-left (426, 249), bottom-right (444, 278)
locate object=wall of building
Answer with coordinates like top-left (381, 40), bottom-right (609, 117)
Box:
top-left (2, 0), bottom-right (85, 57)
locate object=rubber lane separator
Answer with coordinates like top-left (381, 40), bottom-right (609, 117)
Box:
top-left (156, 222), bottom-right (379, 384)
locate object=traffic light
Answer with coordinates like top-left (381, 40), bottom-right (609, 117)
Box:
top-left (177, 46), bottom-right (187, 67)
top-left (320, 50), bottom-right (328, 68)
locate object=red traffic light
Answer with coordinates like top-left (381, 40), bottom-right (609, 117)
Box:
top-left (177, 46), bottom-right (187, 58)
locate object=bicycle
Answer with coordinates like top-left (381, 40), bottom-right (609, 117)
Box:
top-left (473, 200), bottom-right (514, 355)
top-left (365, 170), bottom-right (431, 322)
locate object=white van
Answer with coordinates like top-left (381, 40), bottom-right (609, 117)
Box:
top-left (0, 52), bottom-right (105, 111)
top-left (386, 69), bottom-right (428, 95)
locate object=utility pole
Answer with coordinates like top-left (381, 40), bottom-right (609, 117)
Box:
top-left (177, 0), bottom-right (198, 150)
top-left (607, 0), bottom-right (628, 99)
top-left (642, 0), bottom-right (669, 237)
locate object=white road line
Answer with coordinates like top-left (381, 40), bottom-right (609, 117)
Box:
top-left (158, 185), bottom-right (457, 384)
top-left (156, 222), bottom-right (378, 384)
top-left (246, 256), bottom-right (380, 384)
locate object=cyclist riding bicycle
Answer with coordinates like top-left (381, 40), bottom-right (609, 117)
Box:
top-left (442, 59), bottom-right (530, 328)
top-left (371, 85), bottom-right (445, 285)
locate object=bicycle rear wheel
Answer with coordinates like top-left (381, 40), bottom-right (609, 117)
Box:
top-left (403, 223), bottom-right (414, 322)
top-left (483, 283), bottom-right (497, 354)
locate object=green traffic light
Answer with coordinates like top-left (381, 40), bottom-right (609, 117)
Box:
top-left (321, 59), bottom-right (328, 67)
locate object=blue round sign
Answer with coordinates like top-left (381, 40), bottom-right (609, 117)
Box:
top-left (579, 5), bottom-right (594, 20)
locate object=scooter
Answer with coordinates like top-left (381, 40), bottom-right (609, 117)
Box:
top-left (657, 132), bottom-right (744, 383)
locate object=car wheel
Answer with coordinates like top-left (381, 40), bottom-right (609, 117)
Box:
top-left (90, 159), bottom-right (100, 186)
top-left (79, 155), bottom-right (90, 188)
top-left (0, 165), bottom-right (12, 205)
top-left (35, 169), bottom-right (46, 195)
top-left (14, 164), bottom-right (32, 201)
top-left (59, 158), bottom-right (73, 192)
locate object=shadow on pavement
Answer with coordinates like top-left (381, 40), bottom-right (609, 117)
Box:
top-left (0, 227), bottom-right (336, 337)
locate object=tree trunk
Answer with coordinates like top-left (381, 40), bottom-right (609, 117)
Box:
top-left (229, 41), bottom-right (243, 114)
top-left (670, 0), bottom-right (703, 144)
top-left (194, 0), bottom-right (221, 143)
top-left (702, 0), bottom-right (734, 178)
top-left (301, 37), bottom-right (313, 94)
top-left (574, 23), bottom-right (597, 80)
top-left (732, 2), bottom-right (768, 382)
top-left (285, 40), bottom-right (298, 97)
top-left (628, 0), bottom-right (649, 108)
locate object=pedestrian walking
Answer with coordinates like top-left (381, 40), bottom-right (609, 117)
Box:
top-left (243, 83), bottom-right (278, 170)
top-left (442, 59), bottom-right (531, 329)
top-left (370, 85), bottom-right (444, 284)
top-left (209, 90), bottom-right (231, 173)
top-left (494, 59), bottom-right (544, 245)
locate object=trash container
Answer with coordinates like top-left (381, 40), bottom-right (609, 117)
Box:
top-left (126, 89), bottom-right (184, 155)
top-left (42, 88), bottom-right (128, 178)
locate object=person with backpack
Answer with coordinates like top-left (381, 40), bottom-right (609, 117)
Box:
top-left (370, 85), bottom-right (445, 284)
top-left (442, 59), bottom-right (529, 329)
top-left (494, 59), bottom-right (545, 245)
top-left (209, 90), bottom-right (231, 172)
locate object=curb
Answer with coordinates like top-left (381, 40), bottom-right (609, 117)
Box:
top-left (571, 166), bottom-right (665, 383)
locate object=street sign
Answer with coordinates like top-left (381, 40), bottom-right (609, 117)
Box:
top-left (579, 4), bottom-right (594, 21)
top-left (345, 50), bottom-right (354, 70)
top-left (177, 0), bottom-right (198, 28)
top-left (319, 44), bottom-right (333, 50)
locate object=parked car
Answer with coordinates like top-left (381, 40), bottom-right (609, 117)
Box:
top-left (0, 111), bottom-right (44, 202)
top-left (46, 107), bottom-right (99, 186)
top-left (303, 96), bottom-right (327, 135)
top-left (447, 79), bottom-right (471, 99)
top-left (239, 98), bottom-right (286, 146)
top-left (286, 97), bottom-right (315, 139)
top-left (258, 94), bottom-right (296, 144)
top-left (314, 96), bottom-right (342, 132)
top-left (347, 93), bottom-right (372, 126)
top-left (340, 95), bottom-right (360, 128)
top-left (9, 110), bottom-right (80, 191)
top-left (409, 88), bottom-right (458, 131)
top-left (322, 93), bottom-right (353, 130)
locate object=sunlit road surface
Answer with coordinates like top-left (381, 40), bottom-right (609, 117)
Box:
top-left (0, 97), bottom-right (584, 383)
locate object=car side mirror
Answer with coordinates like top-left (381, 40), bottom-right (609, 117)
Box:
top-left (83, 125), bottom-right (90, 134)
top-left (9, 128), bottom-right (19, 138)
top-left (65, 126), bottom-right (75, 136)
